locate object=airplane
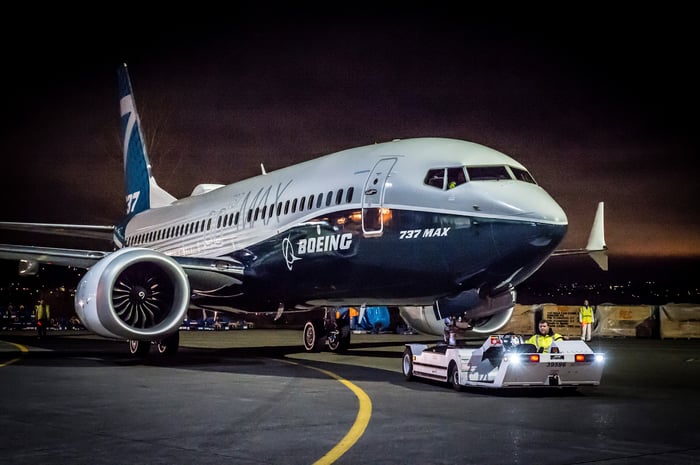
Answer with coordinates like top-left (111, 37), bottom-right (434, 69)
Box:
top-left (0, 63), bottom-right (606, 357)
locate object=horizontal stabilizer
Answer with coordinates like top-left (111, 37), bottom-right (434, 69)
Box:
top-left (588, 250), bottom-right (608, 271)
top-left (191, 184), bottom-right (225, 196)
top-left (552, 202), bottom-right (608, 270)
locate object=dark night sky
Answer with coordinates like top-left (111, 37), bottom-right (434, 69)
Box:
top-left (1, 5), bottom-right (698, 259)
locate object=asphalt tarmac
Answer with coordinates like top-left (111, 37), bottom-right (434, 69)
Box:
top-left (1, 329), bottom-right (699, 465)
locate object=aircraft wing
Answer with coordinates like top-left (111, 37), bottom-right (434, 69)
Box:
top-left (0, 242), bottom-right (246, 293)
top-left (551, 201), bottom-right (608, 270)
top-left (0, 244), bottom-right (110, 271)
top-left (0, 222), bottom-right (116, 272)
top-left (0, 222), bottom-right (116, 241)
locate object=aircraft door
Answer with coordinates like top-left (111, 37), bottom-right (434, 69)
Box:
top-left (362, 157), bottom-right (397, 237)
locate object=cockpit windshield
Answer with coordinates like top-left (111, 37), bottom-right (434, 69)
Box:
top-left (424, 165), bottom-right (537, 190)
top-left (466, 166), bottom-right (511, 181)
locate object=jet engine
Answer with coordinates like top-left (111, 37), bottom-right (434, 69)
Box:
top-left (74, 247), bottom-right (190, 341)
top-left (399, 288), bottom-right (516, 336)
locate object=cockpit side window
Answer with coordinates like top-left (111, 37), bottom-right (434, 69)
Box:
top-left (509, 166), bottom-right (537, 184)
top-left (446, 167), bottom-right (466, 189)
top-left (424, 168), bottom-right (446, 189)
top-left (466, 166), bottom-right (511, 181)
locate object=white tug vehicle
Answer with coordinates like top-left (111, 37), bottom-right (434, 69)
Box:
top-left (402, 334), bottom-right (605, 390)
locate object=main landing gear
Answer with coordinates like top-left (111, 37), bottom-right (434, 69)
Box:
top-left (303, 307), bottom-right (352, 353)
top-left (128, 331), bottom-right (180, 358)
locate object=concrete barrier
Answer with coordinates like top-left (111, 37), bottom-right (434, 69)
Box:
top-left (660, 303), bottom-right (700, 339)
top-left (595, 305), bottom-right (656, 338)
top-left (541, 304), bottom-right (582, 338)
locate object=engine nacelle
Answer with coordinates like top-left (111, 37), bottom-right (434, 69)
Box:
top-left (74, 247), bottom-right (190, 341)
top-left (399, 288), bottom-right (516, 336)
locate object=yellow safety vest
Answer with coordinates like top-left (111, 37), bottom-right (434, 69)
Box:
top-left (36, 304), bottom-right (50, 320)
top-left (579, 306), bottom-right (594, 324)
top-left (525, 333), bottom-right (563, 353)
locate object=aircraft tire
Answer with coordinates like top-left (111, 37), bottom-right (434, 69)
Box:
top-left (303, 320), bottom-right (324, 352)
top-left (128, 339), bottom-right (150, 357)
top-left (156, 332), bottom-right (180, 356)
top-left (328, 324), bottom-right (351, 353)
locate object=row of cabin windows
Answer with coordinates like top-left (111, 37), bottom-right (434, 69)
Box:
top-left (126, 186), bottom-right (355, 246)
top-left (424, 165), bottom-right (536, 190)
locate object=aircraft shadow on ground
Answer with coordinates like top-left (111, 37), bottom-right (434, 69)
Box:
top-left (1, 334), bottom-right (599, 398)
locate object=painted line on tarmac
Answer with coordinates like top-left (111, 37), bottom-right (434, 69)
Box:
top-left (279, 359), bottom-right (372, 465)
top-left (0, 341), bottom-right (29, 367)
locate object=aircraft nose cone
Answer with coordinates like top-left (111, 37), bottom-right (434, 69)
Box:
top-left (469, 181), bottom-right (568, 226)
top-left (512, 188), bottom-right (568, 251)
top-left (516, 187), bottom-right (568, 225)
top-left (477, 182), bottom-right (569, 270)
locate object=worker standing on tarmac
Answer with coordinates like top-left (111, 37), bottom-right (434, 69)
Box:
top-left (35, 299), bottom-right (50, 339)
top-left (579, 299), bottom-right (595, 342)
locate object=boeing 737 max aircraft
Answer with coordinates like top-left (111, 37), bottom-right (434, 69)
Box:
top-left (0, 64), bottom-right (606, 356)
